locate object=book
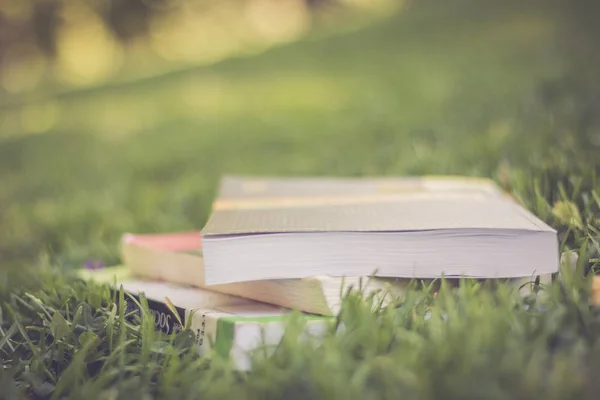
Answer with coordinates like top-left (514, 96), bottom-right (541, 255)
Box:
top-left (121, 231), bottom-right (553, 317)
top-left (79, 266), bottom-right (330, 371)
top-left (201, 175), bottom-right (560, 285)
top-left (78, 265), bottom-right (251, 334)
top-left (121, 231), bottom-right (406, 316)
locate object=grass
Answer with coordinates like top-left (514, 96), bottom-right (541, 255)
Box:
top-left (1, 1), bottom-right (600, 398)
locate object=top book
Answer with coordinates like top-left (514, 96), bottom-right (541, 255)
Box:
top-left (201, 175), bottom-right (559, 285)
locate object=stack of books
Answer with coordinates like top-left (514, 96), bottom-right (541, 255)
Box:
top-left (80, 175), bottom-right (560, 369)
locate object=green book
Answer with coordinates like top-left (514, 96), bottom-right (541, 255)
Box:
top-left (80, 266), bottom-right (330, 370)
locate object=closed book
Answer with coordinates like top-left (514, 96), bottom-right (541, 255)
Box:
top-left (79, 266), bottom-right (329, 371)
top-left (201, 175), bottom-right (559, 285)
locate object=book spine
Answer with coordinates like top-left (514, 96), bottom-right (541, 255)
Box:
top-left (188, 310), bottom-right (222, 357)
top-left (187, 310), bottom-right (262, 371)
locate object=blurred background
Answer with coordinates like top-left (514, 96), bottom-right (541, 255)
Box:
top-left (0, 0), bottom-right (599, 269)
top-left (0, 0), bottom-right (395, 93)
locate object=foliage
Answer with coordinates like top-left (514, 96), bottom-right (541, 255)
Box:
top-left (2, 259), bottom-right (600, 399)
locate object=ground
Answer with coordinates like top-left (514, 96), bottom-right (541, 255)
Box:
top-left (0, 2), bottom-right (599, 399)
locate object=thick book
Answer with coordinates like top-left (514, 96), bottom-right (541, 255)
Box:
top-left (121, 231), bottom-right (406, 316)
top-left (79, 266), bottom-right (329, 371)
top-left (201, 175), bottom-right (560, 285)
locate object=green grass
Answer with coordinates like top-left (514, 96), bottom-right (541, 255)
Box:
top-left (1, 1), bottom-right (600, 398)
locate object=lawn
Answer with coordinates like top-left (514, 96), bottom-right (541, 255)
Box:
top-left (1, 1), bottom-right (600, 398)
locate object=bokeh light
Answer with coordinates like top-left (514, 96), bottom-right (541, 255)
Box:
top-left (55, 3), bottom-right (123, 85)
